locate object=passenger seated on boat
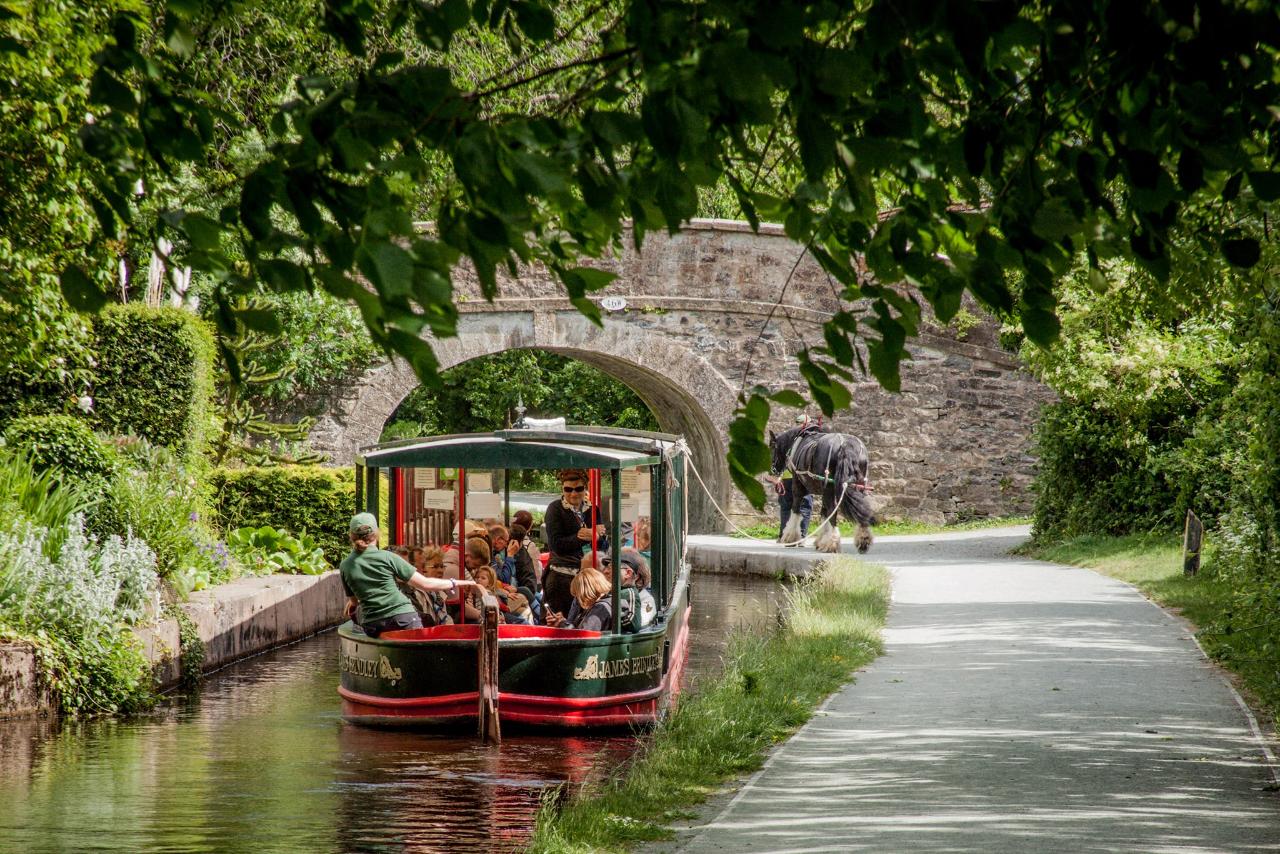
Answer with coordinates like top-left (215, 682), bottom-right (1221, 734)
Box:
top-left (464, 539), bottom-right (532, 624)
top-left (504, 523), bottom-right (539, 593)
top-left (409, 545), bottom-right (453, 627)
top-left (603, 548), bottom-right (657, 632)
top-left (466, 563), bottom-right (533, 625)
top-left (340, 513), bottom-right (477, 638)
top-left (511, 511), bottom-right (544, 585)
top-left (543, 468), bottom-right (608, 620)
top-left (545, 566), bottom-right (613, 632)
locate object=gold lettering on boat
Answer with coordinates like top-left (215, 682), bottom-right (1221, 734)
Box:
top-left (340, 647), bottom-right (403, 685)
top-left (573, 652), bottom-right (663, 681)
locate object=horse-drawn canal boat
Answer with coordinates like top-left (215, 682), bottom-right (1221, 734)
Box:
top-left (338, 426), bottom-right (692, 729)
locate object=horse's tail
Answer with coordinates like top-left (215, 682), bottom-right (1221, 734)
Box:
top-left (834, 439), bottom-right (876, 527)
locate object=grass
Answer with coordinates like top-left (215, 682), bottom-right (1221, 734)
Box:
top-left (730, 515), bottom-right (1032, 540)
top-left (1019, 533), bottom-right (1278, 722)
top-left (528, 556), bottom-right (891, 853)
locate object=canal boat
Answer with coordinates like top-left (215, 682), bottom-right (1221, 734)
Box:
top-left (337, 425), bottom-right (692, 729)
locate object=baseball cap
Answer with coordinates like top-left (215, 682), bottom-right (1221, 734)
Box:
top-left (349, 512), bottom-right (378, 535)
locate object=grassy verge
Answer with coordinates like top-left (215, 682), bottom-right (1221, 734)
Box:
top-left (528, 557), bottom-right (890, 853)
top-left (1020, 533), bottom-right (1277, 722)
top-left (730, 515), bottom-right (1031, 540)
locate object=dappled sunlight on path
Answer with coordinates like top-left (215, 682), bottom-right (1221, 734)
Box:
top-left (672, 528), bottom-right (1280, 853)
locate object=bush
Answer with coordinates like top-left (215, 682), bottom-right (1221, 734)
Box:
top-left (3, 414), bottom-right (116, 482)
top-left (108, 439), bottom-right (231, 595)
top-left (1031, 404), bottom-right (1173, 541)
top-left (209, 466), bottom-right (354, 565)
top-left (92, 304), bottom-right (217, 459)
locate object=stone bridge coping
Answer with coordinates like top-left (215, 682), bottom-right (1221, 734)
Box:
top-left (412, 217), bottom-right (787, 236)
top-left (453, 297), bottom-right (1020, 370)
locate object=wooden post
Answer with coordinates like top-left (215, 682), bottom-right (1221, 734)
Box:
top-left (1183, 510), bottom-right (1204, 577)
top-left (477, 593), bottom-right (501, 743)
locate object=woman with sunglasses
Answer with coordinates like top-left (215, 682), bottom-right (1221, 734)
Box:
top-left (541, 468), bottom-right (608, 621)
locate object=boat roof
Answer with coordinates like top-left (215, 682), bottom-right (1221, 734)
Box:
top-left (355, 425), bottom-right (684, 470)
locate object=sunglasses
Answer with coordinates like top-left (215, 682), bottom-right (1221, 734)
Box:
top-left (562, 485), bottom-right (587, 492)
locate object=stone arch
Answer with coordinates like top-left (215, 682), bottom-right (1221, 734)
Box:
top-left (308, 310), bottom-right (736, 532)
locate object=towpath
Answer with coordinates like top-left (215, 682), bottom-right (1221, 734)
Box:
top-left (668, 527), bottom-right (1280, 852)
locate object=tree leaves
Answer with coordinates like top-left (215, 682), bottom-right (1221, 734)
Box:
top-left (51, 0), bottom-right (1280, 508)
top-left (59, 267), bottom-right (107, 313)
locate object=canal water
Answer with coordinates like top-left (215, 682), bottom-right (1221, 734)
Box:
top-left (0, 571), bottom-right (788, 853)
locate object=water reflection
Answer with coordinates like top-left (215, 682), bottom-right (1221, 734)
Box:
top-left (0, 572), bottom-right (787, 853)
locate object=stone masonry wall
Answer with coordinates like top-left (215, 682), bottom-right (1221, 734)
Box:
top-left (296, 220), bottom-right (1055, 529)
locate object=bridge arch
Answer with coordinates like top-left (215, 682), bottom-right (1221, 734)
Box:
top-left (308, 310), bottom-right (735, 532)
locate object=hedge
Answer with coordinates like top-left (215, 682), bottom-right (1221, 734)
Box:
top-left (3, 414), bottom-right (116, 482)
top-left (92, 304), bottom-right (216, 459)
top-left (209, 466), bottom-right (355, 565)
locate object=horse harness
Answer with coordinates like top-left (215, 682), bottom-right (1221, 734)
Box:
top-left (785, 429), bottom-right (874, 493)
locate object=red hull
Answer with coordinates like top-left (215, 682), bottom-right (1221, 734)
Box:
top-left (341, 617), bottom-right (691, 728)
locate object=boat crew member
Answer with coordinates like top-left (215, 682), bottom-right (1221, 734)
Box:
top-left (542, 468), bottom-right (607, 621)
top-left (341, 513), bottom-right (477, 637)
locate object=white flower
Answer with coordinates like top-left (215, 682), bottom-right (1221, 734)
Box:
top-left (85, 112), bottom-right (96, 124)
top-left (77, 395), bottom-right (94, 413)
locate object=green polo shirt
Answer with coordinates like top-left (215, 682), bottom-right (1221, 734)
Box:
top-left (339, 546), bottom-right (417, 624)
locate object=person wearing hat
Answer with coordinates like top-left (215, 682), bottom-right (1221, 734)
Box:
top-left (340, 512), bottom-right (478, 637)
top-left (763, 414), bottom-right (815, 544)
top-left (602, 547), bottom-right (657, 632)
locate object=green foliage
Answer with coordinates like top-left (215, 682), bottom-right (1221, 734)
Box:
top-left (529, 557), bottom-right (889, 851)
top-left (248, 291), bottom-right (384, 402)
top-left (107, 438), bottom-right (229, 595)
top-left (27, 628), bottom-right (155, 717)
top-left (225, 525), bottom-right (328, 576)
top-left (92, 304), bottom-right (217, 458)
top-left (0, 447), bottom-right (97, 559)
top-left (64, 0), bottom-right (1280, 506)
top-left (165, 604), bottom-right (205, 692)
top-left (209, 296), bottom-right (322, 466)
top-left (3, 414), bottom-right (116, 483)
top-left (386, 349), bottom-right (659, 436)
top-left (0, 0), bottom-right (115, 396)
top-left (209, 466), bottom-right (354, 565)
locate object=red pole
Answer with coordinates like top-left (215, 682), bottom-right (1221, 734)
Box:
top-left (590, 468), bottom-right (599, 568)
top-left (457, 467), bottom-right (467, 625)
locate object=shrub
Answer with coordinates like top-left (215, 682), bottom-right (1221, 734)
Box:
top-left (107, 439), bottom-right (230, 596)
top-left (92, 304), bottom-right (217, 459)
top-left (2, 414), bottom-right (116, 482)
top-left (0, 447), bottom-right (96, 558)
top-left (1031, 403), bottom-right (1173, 541)
top-left (226, 526), bottom-right (329, 576)
top-left (209, 466), bottom-right (354, 565)
top-left (0, 514), bottom-right (160, 716)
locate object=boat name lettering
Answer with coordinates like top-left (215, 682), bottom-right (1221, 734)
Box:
top-left (573, 652), bottom-right (662, 681)
top-left (340, 649), bottom-right (403, 685)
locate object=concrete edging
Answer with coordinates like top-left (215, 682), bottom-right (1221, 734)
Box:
top-left (687, 542), bottom-right (825, 578)
top-left (0, 570), bottom-right (345, 719)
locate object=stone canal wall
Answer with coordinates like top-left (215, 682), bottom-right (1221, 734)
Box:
top-left (0, 571), bottom-right (345, 719)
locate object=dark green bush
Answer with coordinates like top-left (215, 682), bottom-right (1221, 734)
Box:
top-left (1031, 404), bottom-right (1175, 541)
top-left (3, 414), bottom-right (116, 482)
top-left (92, 305), bottom-right (216, 459)
top-left (209, 466), bottom-right (355, 565)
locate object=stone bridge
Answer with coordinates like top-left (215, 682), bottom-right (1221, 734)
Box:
top-left (301, 220), bottom-right (1054, 533)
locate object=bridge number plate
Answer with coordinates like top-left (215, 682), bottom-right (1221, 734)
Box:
top-left (600, 296), bottom-right (627, 312)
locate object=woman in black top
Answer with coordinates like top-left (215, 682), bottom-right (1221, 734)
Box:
top-left (542, 468), bottom-right (608, 620)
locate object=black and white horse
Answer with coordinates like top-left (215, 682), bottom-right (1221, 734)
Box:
top-left (769, 425), bottom-right (876, 553)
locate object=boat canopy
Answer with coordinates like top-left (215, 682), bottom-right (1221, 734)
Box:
top-left (355, 426), bottom-right (682, 470)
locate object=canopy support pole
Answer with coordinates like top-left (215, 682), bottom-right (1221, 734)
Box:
top-left (611, 469), bottom-right (622, 635)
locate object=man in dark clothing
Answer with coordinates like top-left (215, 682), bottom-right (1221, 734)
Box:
top-left (542, 468), bottom-right (607, 621)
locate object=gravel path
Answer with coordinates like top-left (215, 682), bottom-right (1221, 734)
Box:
top-left (668, 528), bottom-right (1280, 853)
